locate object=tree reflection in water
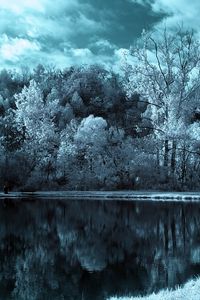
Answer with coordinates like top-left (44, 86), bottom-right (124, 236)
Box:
top-left (0, 198), bottom-right (200, 300)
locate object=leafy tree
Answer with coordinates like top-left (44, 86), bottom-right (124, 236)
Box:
top-left (14, 80), bottom-right (59, 187)
top-left (123, 26), bottom-right (200, 184)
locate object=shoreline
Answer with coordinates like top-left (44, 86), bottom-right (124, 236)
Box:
top-left (108, 277), bottom-right (200, 300)
top-left (0, 191), bottom-right (200, 201)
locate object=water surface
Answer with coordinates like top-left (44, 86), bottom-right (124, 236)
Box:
top-left (0, 197), bottom-right (200, 299)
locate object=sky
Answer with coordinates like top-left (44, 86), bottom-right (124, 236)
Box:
top-left (0, 0), bottom-right (199, 70)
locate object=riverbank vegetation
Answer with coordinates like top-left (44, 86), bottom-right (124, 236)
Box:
top-left (0, 27), bottom-right (199, 191)
top-left (109, 277), bottom-right (200, 300)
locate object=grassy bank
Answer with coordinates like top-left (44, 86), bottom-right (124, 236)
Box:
top-left (109, 278), bottom-right (200, 300)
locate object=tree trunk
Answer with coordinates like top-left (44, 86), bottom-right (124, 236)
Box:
top-left (171, 140), bottom-right (177, 174)
top-left (164, 140), bottom-right (169, 181)
top-left (164, 140), bottom-right (169, 167)
top-left (181, 144), bottom-right (186, 184)
top-left (5, 153), bottom-right (8, 181)
top-left (156, 146), bottom-right (160, 172)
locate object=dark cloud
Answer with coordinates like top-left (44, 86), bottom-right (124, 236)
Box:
top-left (78, 0), bottom-right (164, 47)
top-left (0, 0), bottom-right (166, 69)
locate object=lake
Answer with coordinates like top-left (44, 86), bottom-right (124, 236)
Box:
top-left (0, 197), bottom-right (200, 299)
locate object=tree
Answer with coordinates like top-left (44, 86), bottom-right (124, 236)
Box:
top-left (14, 80), bottom-right (59, 187)
top-left (123, 26), bottom-right (200, 183)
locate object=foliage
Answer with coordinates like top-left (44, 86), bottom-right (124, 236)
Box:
top-left (0, 27), bottom-right (199, 190)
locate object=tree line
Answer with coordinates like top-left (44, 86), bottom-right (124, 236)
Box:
top-left (0, 27), bottom-right (199, 191)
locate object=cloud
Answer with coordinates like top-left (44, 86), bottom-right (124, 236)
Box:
top-left (151, 0), bottom-right (200, 31)
top-left (0, 0), bottom-right (165, 69)
top-left (130, 0), bottom-right (152, 6)
top-left (0, 0), bottom-right (45, 14)
top-left (0, 35), bottom-right (40, 62)
top-left (131, 0), bottom-right (200, 33)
